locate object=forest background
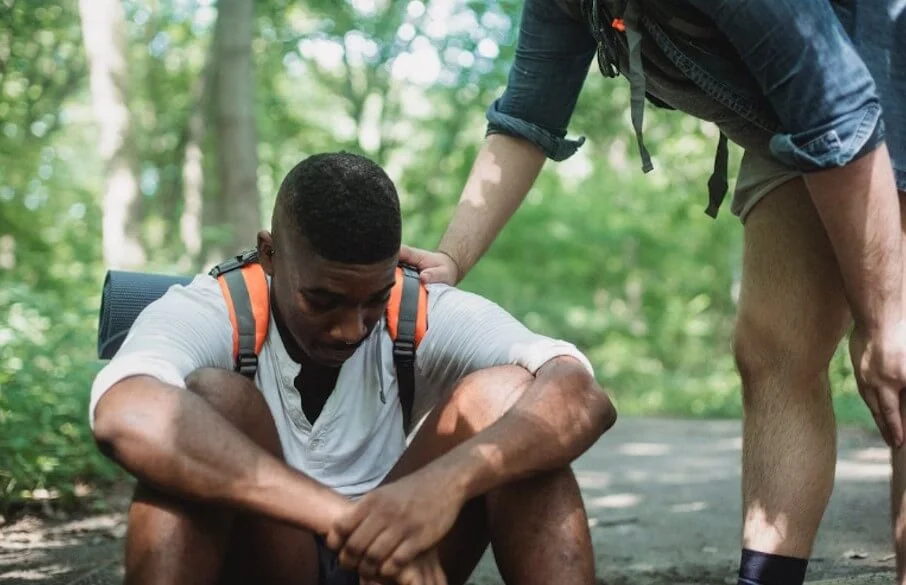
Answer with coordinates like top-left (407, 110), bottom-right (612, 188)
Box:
top-left (0, 0), bottom-right (869, 515)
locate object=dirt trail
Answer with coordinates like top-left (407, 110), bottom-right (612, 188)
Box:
top-left (0, 416), bottom-right (896, 584)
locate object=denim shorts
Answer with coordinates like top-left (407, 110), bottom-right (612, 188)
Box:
top-left (731, 0), bottom-right (906, 222)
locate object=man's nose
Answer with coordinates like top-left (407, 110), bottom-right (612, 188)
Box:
top-left (329, 308), bottom-right (366, 344)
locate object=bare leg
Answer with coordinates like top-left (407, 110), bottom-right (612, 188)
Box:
top-left (736, 178), bottom-right (851, 557)
top-left (384, 365), bottom-right (596, 585)
top-left (123, 369), bottom-right (320, 585)
top-left (125, 484), bottom-right (232, 585)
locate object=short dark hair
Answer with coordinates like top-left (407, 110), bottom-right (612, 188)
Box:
top-left (275, 152), bottom-right (401, 264)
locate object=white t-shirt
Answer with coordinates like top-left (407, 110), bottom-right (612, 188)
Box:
top-left (90, 274), bottom-right (594, 498)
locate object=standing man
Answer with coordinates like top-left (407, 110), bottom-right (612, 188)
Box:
top-left (401, 1), bottom-right (906, 584)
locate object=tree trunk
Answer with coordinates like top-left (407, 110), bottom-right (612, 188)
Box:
top-left (78, 0), bottom-right (145, 269)
top-left (177, 55), bottom-right (213, 272)
top-left (209, 0), bottom-right (260, 263)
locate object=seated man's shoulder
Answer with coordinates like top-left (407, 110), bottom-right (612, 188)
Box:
top-left (153, 273), bottom-right (228, 313)
top-left (123, 272), bottom-right (234, 342)
top-left (423, 282), bottom-right (503, 309)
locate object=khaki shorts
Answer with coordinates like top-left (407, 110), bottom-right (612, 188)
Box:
top-left (731, 151), bottom-right (801, 223)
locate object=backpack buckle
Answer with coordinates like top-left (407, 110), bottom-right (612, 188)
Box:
top-left (393, 339), bottom-right (416, 366)
top-left (236, 353), bottom-right (259, 378)
top-left (209, 249), bottom-right (259, 278)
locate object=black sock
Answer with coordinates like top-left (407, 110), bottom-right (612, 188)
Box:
top-left (738, 548), bottom-right (808, 585)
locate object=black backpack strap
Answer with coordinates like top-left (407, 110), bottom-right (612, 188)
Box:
top-left (393, 265), bottom-right (421, 431)
top-left (705, 132), bottom-right (730, 218)
top-left (208, 248), bottom-right (259, 278)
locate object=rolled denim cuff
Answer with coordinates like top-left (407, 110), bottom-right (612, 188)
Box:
top-left (769, 102), bottom-right (885, 172)
top-left (485, 99), bottom-right (586, 162)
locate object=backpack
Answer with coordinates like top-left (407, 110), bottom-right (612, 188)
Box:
top-left (581, 0), bottom-right (735, 217)
top-left (97, 249), bottom-right (428, 431)
top-left (207, 249), bottom-right (428, 430)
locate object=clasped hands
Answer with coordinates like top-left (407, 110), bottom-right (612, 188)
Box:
top-left (325, 468), bottom-right (464, 585)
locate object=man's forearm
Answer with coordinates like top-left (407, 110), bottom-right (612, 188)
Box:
top-left (804, 144), bottom-right (903, 331)
top-left (93, 377), bottom-right (349, 535)
top-left (436, 133), bottom-right (546, 282)
top-left (434, 358), bottom-right (615, 501)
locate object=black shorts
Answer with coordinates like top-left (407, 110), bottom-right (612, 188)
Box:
top-left (315, 534), bottom-right (359, 585)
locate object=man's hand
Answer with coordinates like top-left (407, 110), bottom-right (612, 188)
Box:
top-left (850, 321), bottom-right (906, 447)
top-left (399, 245), bottom-right (460, 285)
top-left (361, 548), bottom-right (447, 585)
top-left (326, 467), bottom-right (464, 581)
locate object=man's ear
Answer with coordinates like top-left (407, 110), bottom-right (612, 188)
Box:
top-left (257, 230), bottom-right (275, 276)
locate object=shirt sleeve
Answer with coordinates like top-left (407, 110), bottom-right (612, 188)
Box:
top-left (414, 283), bottom-right (595, 400)
top-left (684, 0), bottom-right (884, 171)
top-left (485, 0), bottom-right (598, 161)
top-left (88, 275), bottom-right (234, 430)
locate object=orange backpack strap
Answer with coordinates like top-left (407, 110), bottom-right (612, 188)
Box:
top-left (386, 264), bottom-right (428, 430)
top-left (209, 249), bottom-right (270, 378)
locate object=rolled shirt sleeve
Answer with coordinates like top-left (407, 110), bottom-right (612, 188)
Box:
top-left (485, 0), bottom-right (598, 161)
top-left (685, 0), bottom-right (885, 172)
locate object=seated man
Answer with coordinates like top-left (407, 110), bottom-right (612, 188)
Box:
top-left (89, 151), bottom-right (617, 585)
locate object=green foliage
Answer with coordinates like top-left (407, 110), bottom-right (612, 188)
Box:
top-left (0, 285), bottom-right (120, 513)
top-left (0, 0), bottom-right (874, 514)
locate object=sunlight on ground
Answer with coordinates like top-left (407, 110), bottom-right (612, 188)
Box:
top-left (586, 493), bottom-right (643, 510)
top-left (618, 442), bottom-right (672, 456)
top-left (670, 501), bottom-right (709, 513)
top-left (836, 460), bottom-right (891, 481)
top-left (576, 470), bottom-right (612, 490)
top-left (851, 448), bottom-right (890, 463)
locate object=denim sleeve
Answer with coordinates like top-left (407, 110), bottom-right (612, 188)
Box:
top-left (683, 0), bottom-right (884, 172)
top-left (486, 0), bottom-right (598, 161)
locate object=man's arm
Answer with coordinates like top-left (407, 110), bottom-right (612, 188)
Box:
top-left (409, 284), bottom-right (615, 494)
top-left (401, 0), bottom-right (596, 284)
top-left (423, 355), bottom-right (614, 500)
top-left (89, 276), bottom-right (350, 534)
top-left (805, 144), bottom-right (906, 446)
top-left (433, 134), bottom-right (546, 282)
top-left (94, 376), bottom-right (350, 535)
top-left (805, 145), bottom-right (902, 335)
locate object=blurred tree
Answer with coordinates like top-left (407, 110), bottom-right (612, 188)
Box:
top-left (207, 0), bottom-right (260, 263)
top-left (78, 0), bottom-right (145, 269)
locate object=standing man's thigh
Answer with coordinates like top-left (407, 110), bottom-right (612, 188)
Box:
top-left (733, 153), bottom-right (851, 371)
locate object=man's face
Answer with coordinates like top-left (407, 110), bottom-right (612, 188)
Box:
top-left (258, 230), bottom-right (398, 367)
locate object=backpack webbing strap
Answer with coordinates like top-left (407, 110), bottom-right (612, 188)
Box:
top-left (705, 132), bottom-right (729, 218)
top-left (622, 0), bottom-right (654, 174)
top-left (387, 265), bottom-right (428, 431)
top-left (213, 253), bottom-right (269, 378)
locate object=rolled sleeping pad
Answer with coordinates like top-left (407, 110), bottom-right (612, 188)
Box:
top-left (97, 270), bottom-right (194, 360)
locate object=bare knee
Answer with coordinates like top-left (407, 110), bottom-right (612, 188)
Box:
top-left (185, 368), bottom-right (281, 456)
top-left (733, 307), bottom-right (846, 399)
top-left (185, 367), bottom-right (264, 421)
top-left (438, 365), bottom-right (534, 436)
